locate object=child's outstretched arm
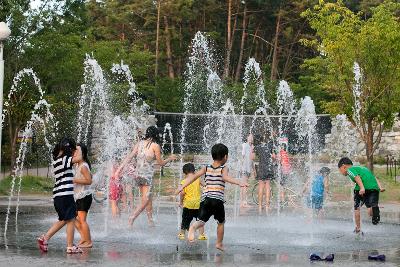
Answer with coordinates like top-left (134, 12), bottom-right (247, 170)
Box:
top-left (175, 167), bottom-right (206, 195)
top-left (154, 144), bottom-right (177, 166)
top-left (179, 191), bottom-right (185, 207)
top-left (354, 175), bottom-right (366, 195)
top-left (375, 177), bottom-right (385, 192)
top-left (222, 167), bottom-right (248, 187)
top-left (115, 144), bottom-right (138, 177)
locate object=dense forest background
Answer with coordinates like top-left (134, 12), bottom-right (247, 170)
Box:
top-left (0, 0), bottom-right (396, 166)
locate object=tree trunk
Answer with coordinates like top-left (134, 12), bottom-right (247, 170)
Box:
top-left (163, 16), bottom-right (175, 79)
top-left (234, 5), bottom-right (247, 82)
top-left (154, 0), bottom-right (161, 78)
top-left (270, 9), bottom-right (282, 81)
top-left (223, 0), bottom-right (232, 80)
top-left (365, 119), bottom-right (374, 172)
top-left (8, 115), bottom-right (19, 172)
top-left (249, 23), bottom-right (261, 57)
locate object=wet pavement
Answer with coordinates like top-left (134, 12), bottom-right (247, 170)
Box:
top-left (1, 199), bottom-right (400, 267)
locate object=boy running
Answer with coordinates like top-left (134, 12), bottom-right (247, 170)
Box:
top-left (338, 157), bottom-right (384, 234)
top-left (176, 143), bottom-right (248, 251)
top-left (178, 163), bottom-right (207, 240)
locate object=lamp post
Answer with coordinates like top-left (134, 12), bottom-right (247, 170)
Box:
top-left (0, 22), bottom-right (11, 178)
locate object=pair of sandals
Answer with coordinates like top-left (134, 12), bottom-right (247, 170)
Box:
top-left (37, 235), bottom-right (86, 254)
top-left (309, 253), bottom-right (334, 262)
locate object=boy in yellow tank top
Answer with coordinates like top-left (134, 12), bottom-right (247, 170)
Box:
top-left (178, 163), bottom-right (207, 240)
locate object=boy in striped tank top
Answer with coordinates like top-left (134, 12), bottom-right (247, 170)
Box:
top-left (177, 143), bottom-right (248, 251)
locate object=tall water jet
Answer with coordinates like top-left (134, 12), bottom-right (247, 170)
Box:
top-left (352, 62), bottom-right (362, 129)
top-left (326, 114), bottom-right (358, 159)
top-left (241, 58), bottom-right (271, 139)
top-left (203, 72), bottom-right (224, 150)
top-left (180, 31), bottom-right (219, 180)
top-left (296, 97), bottom-right (318, 191)
top-left (111, 60), bottom-right (150, 115)
top-left (76, 54), bottom-right (108, 144)
top-left (3, 69), bottom-right (57, 236)
top-left (276, 80), bottom-right (296, 214)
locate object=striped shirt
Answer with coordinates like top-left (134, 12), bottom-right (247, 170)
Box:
top-left (202, 164), bottom-right (226, 202)
top-left (53, 155), bottom-right (74, 198)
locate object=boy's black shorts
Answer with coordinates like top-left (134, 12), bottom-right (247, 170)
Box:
top-left (76, 194), bottom-right (93, 212)
top-left (54, 195), bottom-right (77, 221)
top-left (198, 197), bottom-right (225, 224)
top-left (181, 207), bottom-right (199, 230)
top-left (354, 189), bottom-right (379, 209)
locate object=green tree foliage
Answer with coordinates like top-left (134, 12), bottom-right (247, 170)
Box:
top-left (0, 0), bottom-right (394, 167)
top-left (301, 0), bottom-right (400, 170)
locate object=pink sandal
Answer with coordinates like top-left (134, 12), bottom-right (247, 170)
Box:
top-left (37, 235), bottom-right (48, 252)
top-left (66, 245), bottom-right (83, 254)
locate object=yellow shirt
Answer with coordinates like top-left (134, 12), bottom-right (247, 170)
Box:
top-left (181, 178), bottom-right (201, 209)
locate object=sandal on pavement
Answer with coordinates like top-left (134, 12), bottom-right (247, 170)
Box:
top-left (178, 233), bottom-right (185, 240)
top-left (66, 245), bottom-right (83, 254)
top-left (37, 235), bottom-right (48, 252)
top-left (198, 234), bottom-right (208, 241)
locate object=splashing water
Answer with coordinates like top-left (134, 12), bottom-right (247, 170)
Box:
top-left (76, 54), bottom-right (108, 144)
top-left (180, 31), bottom-right (218, 159)
top-left (275, 80), bottom-right (297, 215)
top-left (4, 69), bottom-right (57, 236)
top-left (241, 58), bottom-right (269, 114)
top-left (326, 114), bottom-right (358, 159)
top-left (111, 60), bottom-right (150, 114)
top-left (352, 62), bottom-right (362, 128)
top-left (296, 97), bottom-right (318, 186)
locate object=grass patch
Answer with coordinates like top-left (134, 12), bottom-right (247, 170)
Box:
top-left (0, 175), bottom-right (53, 196)
top-left (373, 167), bottom-right (400, 203)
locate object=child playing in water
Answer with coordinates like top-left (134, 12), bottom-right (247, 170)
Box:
top-left (178, 163), bottom-right (207, 241)
top-left (109, 162), bottom-right (123, 218)
top-left (37, 138), bottom-right (83, 254)
top-left (73, 143), bottom-right (93, 248)
top-left (176, 143), bottom-right (248, 251)
top-left (278, 143), bottom-right (292, 204)
top-left (303, 167), bottom-right (330, 218)
top-left (338, 157), bottom-right (385, 234)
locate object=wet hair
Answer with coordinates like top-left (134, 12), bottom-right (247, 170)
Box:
top-left (338, 157), bottom-right (353, 168)
top-left (182, 163), bottom-right (195, 174)
top-left (77, 143), bottom-right (91, 170)
top-left (319, 167), bottom-right (331, 175)
top-left (145, 126), bottom-right (160, 143)
top-left (53, 137), bottom-right (76, 160)
top-left (52, 143), bottom-right (61, 160)
top-left (211, 143), bottom-right (229, 161)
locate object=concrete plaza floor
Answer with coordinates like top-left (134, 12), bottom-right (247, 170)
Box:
top-left (0, 196), bottom-right (400, 266)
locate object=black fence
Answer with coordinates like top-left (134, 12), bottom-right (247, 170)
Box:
top-left (155, 112), bottom-right (332, 155)
top-left (386, 155), bottom-right (399, 183)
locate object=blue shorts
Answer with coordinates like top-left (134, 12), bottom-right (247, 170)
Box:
top-left (306, 195), bottom-right (323, 210)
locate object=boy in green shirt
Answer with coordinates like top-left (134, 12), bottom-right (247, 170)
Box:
top-left (338, 157), bottom-right (385, 234)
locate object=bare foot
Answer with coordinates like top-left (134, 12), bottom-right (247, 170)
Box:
top-left (187, 227), bottom-right (195, 242)
top-left (215, 243), bottom-right (224, 251)
top-left (380, 188), bottom-right (386, 192)
top-left (148, 220), bottom-right (155, 228)
top-left (128, 214), bottom-right (136, 226)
